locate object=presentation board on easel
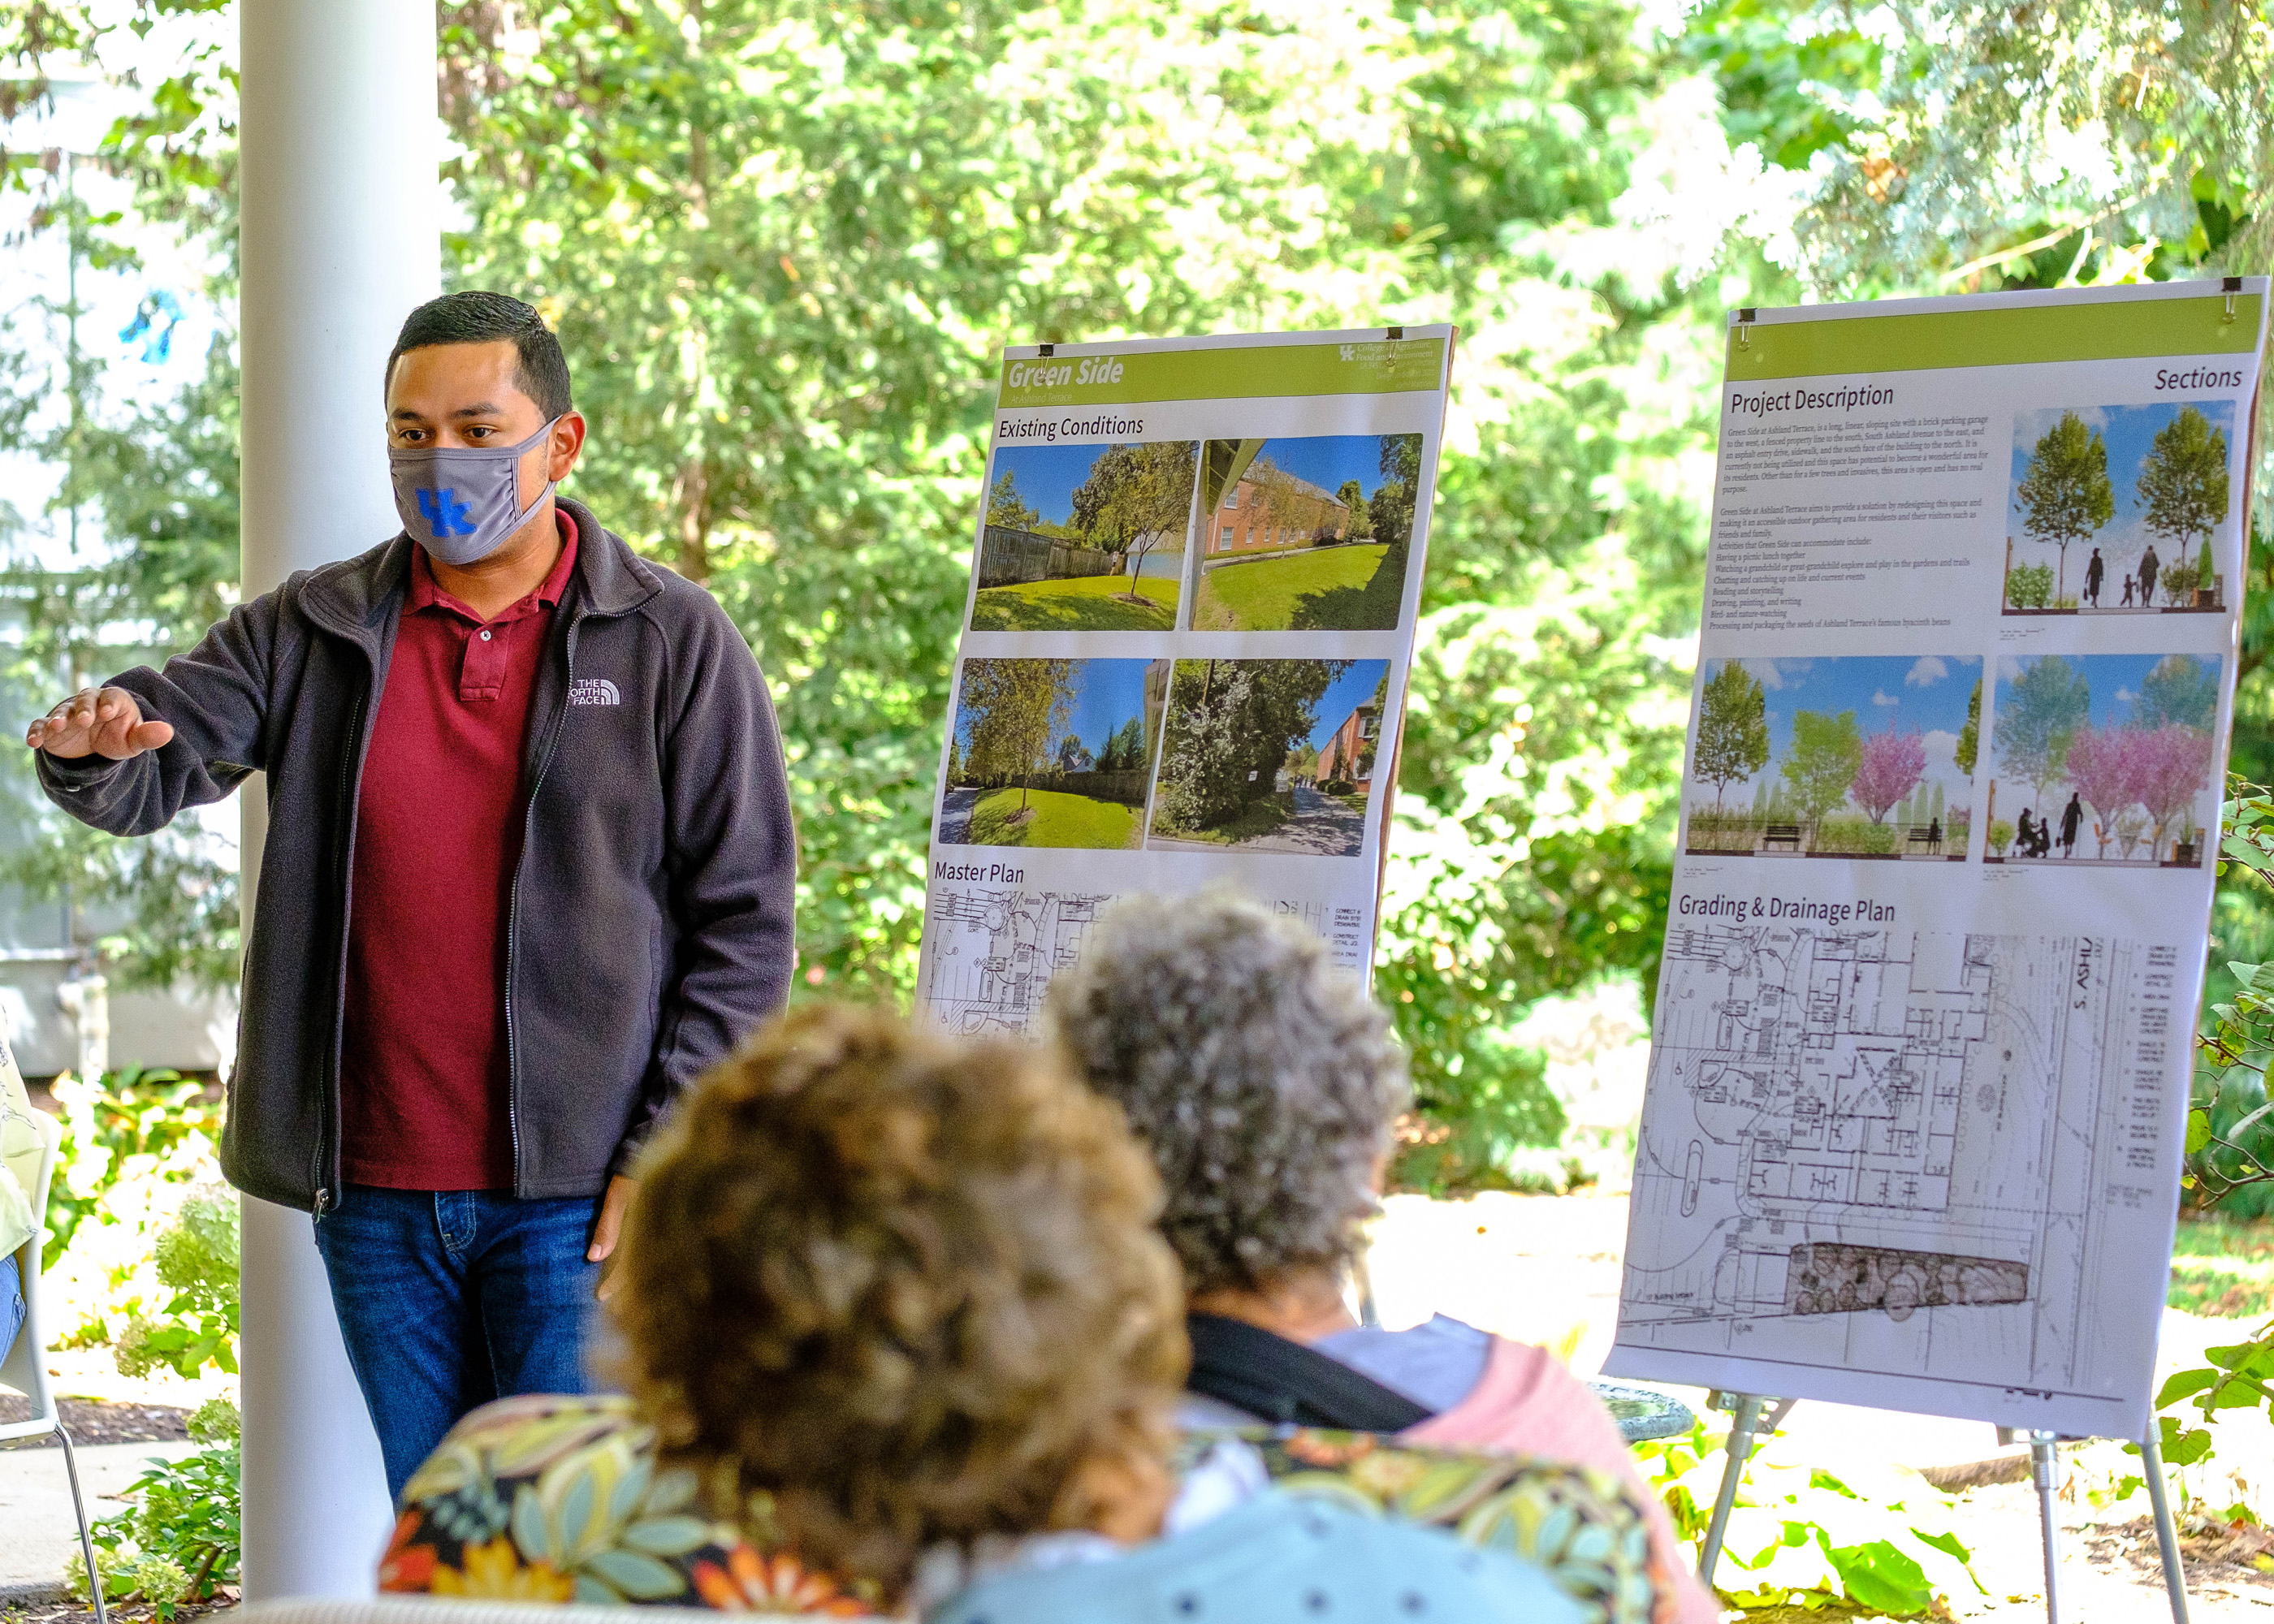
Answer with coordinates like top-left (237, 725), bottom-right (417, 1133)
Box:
top-left (910, 328), bottom-right (1455, 1039)
top-left (1602, 279), bottom-right (2271, 1443)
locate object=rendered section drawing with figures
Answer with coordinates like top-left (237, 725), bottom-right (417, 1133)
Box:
top-left (1609, 921), bottom-right (2184, 1436)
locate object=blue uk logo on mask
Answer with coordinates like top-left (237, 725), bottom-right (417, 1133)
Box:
top-left (417, 488), bottom-right (477, 538)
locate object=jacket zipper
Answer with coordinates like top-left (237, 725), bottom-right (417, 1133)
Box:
top-left (503, 613), bottom-right (581, 1196)
top-left (316, 689), bottom-right (370, 1220)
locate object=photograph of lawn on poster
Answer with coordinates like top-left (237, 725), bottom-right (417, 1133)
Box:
top-left (939, 657), bottom-right (1169, 849)
top-left (1191, 434), bottom-right (1421, 631)
top-left (1986, 652), bottom-right (2221, 866)
top-left (1684, 654), bottom-right (1980, 859)
top-left (1148, 658), bottom-right (1388, 856)
top-left (2001, 400), bottom-right (2237, 615)
top-left (969, 442), bottom-right (1198, 632)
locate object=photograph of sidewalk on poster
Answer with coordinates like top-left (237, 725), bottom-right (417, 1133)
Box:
top-left (970, 442), bottom-right (1199, 632)
top-left (1684, 654), bottom-right (1980, 859)
top-left (1148, 658), bottom-right (1390, 857)
top-left (938, 658), bottom-right (1170, 850)
top-left (1191, 434), bottom-right (1421, 631)
top-left (1986, 652), bottom-right (2221, 867)
top-left (2000, 400), bottom-right (2237, 615)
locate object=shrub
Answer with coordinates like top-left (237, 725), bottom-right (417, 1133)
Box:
top-left (1988, 819), bottom-right (2015, 856)
top-left (70, 1397), bottom-right (240, 1612)
top-left (114, 1193), bottom-right (240, 1379)
top-left (44, 1069), bottom-right (226, 1350)
top-left (1635, 1420), bottom-right (1982, 1615)
top-left (2004, 562), bottom-right (2054, 609)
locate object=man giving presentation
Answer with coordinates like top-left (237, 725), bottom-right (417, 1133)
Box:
top-left (26, 292), bottom-right (797, 1497)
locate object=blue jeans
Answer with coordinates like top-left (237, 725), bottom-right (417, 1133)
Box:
top-left (0, 1250), bottom-right (23, 1367)
top-left (313, 1185), bottom-right (602, 1501)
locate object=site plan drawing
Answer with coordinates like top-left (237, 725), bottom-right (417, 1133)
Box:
top-left (918, 888), bottom-right (1112, 1039)
top-left (1611, 921), bottom-right (2181, 1432)
top-left (1605, 282), bottom-right (2268, 1438)
top-left (919, 887), bottom-right (1370, 1041)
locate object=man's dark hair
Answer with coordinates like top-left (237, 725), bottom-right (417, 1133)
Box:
top-left (385, 291), bottom-right (573, 419)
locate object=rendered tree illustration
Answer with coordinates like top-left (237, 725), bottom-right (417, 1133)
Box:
top-left (2014, 411), bottom-right (2115, 602)
top-left (1071, 441), bottom-right (1198, 597)
top-left (957, 659), bottom-right (1074, 816)
top-left (1955, 678), bottom-right (1982, 778)
top-left (2061, 725), bottom-right (2146, 858)
top-left (2135, 724), bottom-right (2218, 859)
top-left (2136, 653), bottom-right (2220, 732)
top-left (1997, 657), bottom-right (2091, 807)
top-left (2136, 406), bottom-right (2230, 573)
top-left (1693, 661), bottom-right (1770, 814)
top-left (1852, 730), bottom-right (1927, 824)
top-left (1780, 710), bottom-right (1865, 836)
top-left (986, 469), bottom-right (1040, 532)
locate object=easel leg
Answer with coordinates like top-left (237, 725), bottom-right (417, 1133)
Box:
top-left (2140, 1429), bottom-right (2191, 1624)
top-left (1698, 1393), bottom-right (1767, 1588)
top-left (2030, 1430), bottom-right (2063, 1624)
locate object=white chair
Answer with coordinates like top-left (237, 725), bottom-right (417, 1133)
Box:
top-left (0, 1105), bottom-right (107, 1624)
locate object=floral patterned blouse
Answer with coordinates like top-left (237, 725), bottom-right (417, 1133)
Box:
top-left (381, 1394), bottom-right (1674, 1622)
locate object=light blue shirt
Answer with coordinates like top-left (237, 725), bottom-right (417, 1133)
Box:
top-left (925, 1486), bottom-right (1584, 1624)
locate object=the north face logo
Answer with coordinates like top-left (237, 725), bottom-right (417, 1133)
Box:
top-left (569, 677), bottom-right (621, 706)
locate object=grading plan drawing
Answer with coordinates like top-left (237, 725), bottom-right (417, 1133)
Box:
top-left (1611, 919), bottom-right (2181, 1434)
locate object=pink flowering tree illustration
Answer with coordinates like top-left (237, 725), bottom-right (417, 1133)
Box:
top-left (2060, 724), bottom-right (2146, 858)
top-left (1850, 728), bottom-right (1926, 824)
top-left (2133, 724), bottom-right (2216, 861)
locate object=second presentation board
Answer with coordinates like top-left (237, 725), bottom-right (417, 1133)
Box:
top-left (1602, 280), bottom-right (2270, 1440)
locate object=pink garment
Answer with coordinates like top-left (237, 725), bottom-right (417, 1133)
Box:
top-left (1400, 1336), bottom-right (1719, 1624)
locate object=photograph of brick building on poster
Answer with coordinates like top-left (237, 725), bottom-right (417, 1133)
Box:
top-left (1148, 658), bottom-right (1388, 856)
top-left (1191, 434), bottom-right (1420, 630)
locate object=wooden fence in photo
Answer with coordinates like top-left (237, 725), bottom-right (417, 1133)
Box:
top-left (977, 525), bottom-right (1123, 588)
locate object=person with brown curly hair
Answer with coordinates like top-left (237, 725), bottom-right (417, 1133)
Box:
top-left (378, 1003), bottom-right (1585, 1622)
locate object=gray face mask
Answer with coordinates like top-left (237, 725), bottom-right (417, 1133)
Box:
top-left (389, 417), bottom-right (561, 566)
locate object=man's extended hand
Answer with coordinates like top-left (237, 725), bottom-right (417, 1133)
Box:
top-left (590, 1173), bottom-right (636, 1300)
top-left (26, 688), bottom-right (175, 759)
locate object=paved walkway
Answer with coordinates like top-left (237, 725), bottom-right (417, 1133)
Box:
top-left (1150, 786), bottom-right (1367, 857)
top-left (936, 786), bottom-right (979, 844)
top-left (1, 1436), bottom-right (201, 1599)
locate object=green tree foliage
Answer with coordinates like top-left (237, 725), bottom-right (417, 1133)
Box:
top-left (1954, 678), bottom-right (1981, 778)
top-left (984, 469), bottom-right (1039, 533)
top-left (955, 658), bottom-right (1072, 814)
top-left (1368, 434), bottom-right (1421, 553)
top-left (1155, 658), bottom-right (1338, 831)
top-left (2137, 653), bottom-right (2220, 732)
top-left (1069, 439), bottom-right (1196, 585)
top-left (1693, 660), bottom-right (1769, 812)
top-left (2137, 404), bottom-right (2231, 556)
top-left (1779, 710), bottom-right (1861, 830)
top-left (2014, 411), bottom-right (2114, 601)
top-left (1997, 657), bottom-right (2091, 803)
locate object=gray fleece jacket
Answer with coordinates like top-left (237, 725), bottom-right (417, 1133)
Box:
top-left (38, 498), bottom-right (797, 1213)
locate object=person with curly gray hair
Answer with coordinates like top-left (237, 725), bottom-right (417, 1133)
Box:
top-left (1047, 891), bottom-right (1718, 1624)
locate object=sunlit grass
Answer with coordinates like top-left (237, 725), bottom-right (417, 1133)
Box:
top-left (966, 787), bottom-right (1140, 849)
top-left (1194, 542), bottom-right (1402, 630)
top-left (970, 574), bottom-right (1176, 631)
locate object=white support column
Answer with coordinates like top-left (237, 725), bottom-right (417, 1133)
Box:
top-left (237, 0), bottom-right (439, 1598)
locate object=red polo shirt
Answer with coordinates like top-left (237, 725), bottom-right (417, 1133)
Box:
top-left (339, 516), bottom-right (579, 1190)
